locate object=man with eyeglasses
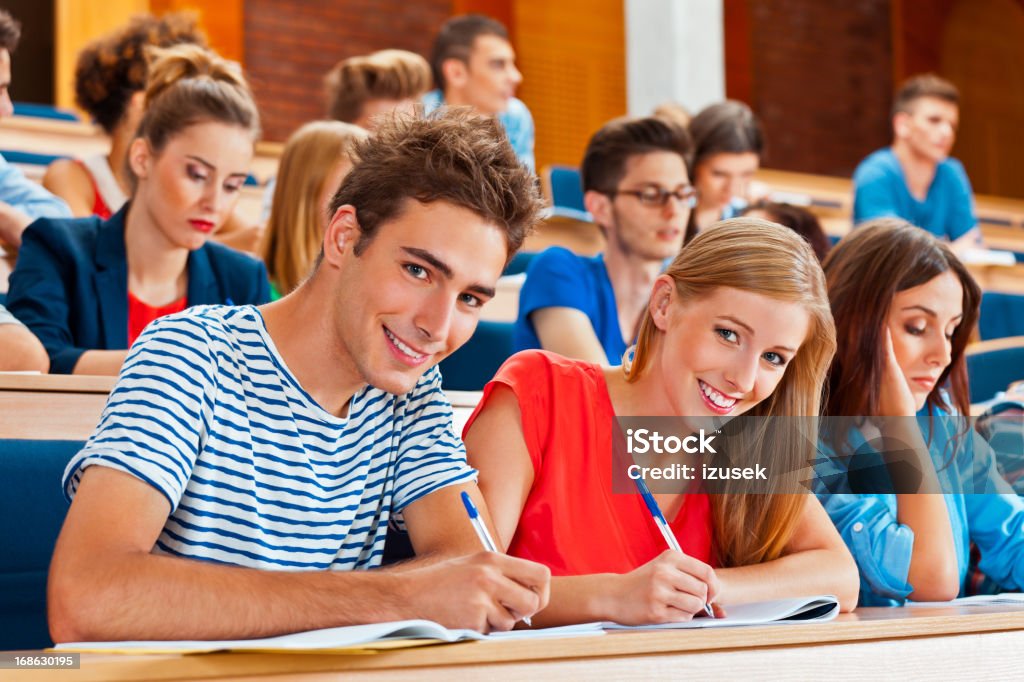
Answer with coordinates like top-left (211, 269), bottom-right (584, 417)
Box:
top-left (513, 116), bottom-right (694, 365)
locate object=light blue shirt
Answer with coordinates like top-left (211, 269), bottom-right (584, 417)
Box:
top-left (852, 148), bottom-right (976, 241)
top-left (816, 409), bottom-right (1024, 606)
top-left (0, 153), bottom-right (71, 220)
top-left (422, 89), bottom-right (535, 172)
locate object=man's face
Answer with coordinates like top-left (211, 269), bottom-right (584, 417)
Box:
top-left (330, 199), bottom-right (507, 395)
top-left (597, 151), bottom-right (691, 262)
top-left (447, 35), bottom-right (522, 115)
top-left (895, 96), bottom-right (959, 164)
top-left (0, 49), bottom-right (13, 119)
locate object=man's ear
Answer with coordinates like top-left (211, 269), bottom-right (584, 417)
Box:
top-left (584, 190), bottom-right (613, 231)
top-left (128, 137), bottom-right (152, 180)
top-left (648, 275), bottom-right (675, 331)
top-left (442, 58), bottom-right (469, 92)
top-left (893, 111), bottom-right (910, 140)
top-left (322, 205), bottom-right (360, 267)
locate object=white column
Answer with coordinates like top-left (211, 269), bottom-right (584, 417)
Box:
top-left (624, 0), bottom-right (725, 117)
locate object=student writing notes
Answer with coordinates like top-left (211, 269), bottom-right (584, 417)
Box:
top-left (47, 110), bottom-right (550, 643)
top-left (465, 219), bottom-right (859, 627)
top-left (816, 218), bottom-right (1024, 605)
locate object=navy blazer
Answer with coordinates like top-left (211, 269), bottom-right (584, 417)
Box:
top-left (7, 206), bottom-right (271, 373)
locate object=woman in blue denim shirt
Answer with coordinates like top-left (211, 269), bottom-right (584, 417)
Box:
top-left (816, 218), bottom-right (1024, 606)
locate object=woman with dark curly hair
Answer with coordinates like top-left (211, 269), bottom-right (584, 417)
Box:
top-left (43, 13), bottom-right (205, 219)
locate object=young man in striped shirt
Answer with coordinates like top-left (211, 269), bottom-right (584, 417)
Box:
top-left (48, 110), bottom-right (550, 642)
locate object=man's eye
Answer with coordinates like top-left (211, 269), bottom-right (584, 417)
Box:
top-left (404, 264), bottom-right (427, 279)
top-left (459, 293), bottom-right (483, 308)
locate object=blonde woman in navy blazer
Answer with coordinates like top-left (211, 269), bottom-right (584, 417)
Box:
top-left (7, 45), bottom-right (269, 375)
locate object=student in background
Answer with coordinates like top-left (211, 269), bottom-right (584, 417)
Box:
top-left (852, 75), bottom-right (981, 250)
top-left (817, 218), bottom-right (1024, 606)
top-left (467, 220), bottom-right (859, 626)
top-left (7, 45), bottom-right (269, 375)
top-left (742, 200), bottom-right (831, 261)
top-left (686, 100), bottom-right (765, 241)
top-left (47, 110), bottom-right (549, 643)
top-left (0, 9), bottom-right (71, 247)
top-left (261, 120), bottom-right (367, 299)
top-left (425, 14), bottom-right (534, 171)
top-left (325, 49), bottom-right (431, 130)
top-left (42, 13), bottom-right (205, 220)
top-left (258, 50), bottom-right (428, 223)
top-left (0, 305), bottom-right (48, 372)
top-left (515, 116), bottom-right (692, 365)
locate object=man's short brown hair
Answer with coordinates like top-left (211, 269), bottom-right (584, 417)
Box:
top-left (430, 14), bottom-right (509, 92)
top-left (0, 9), bottom-right (21, 52)
top-left (581, 116), bottom-right (692, 194)
top-left (893, 73), bottom-right (959, 117)
top-left (325, 49), bottom-right (431, 123)
top-left (329, 107), bottom-right (543, 261)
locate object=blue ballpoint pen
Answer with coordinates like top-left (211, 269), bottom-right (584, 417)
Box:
top-left (460, 491), bottom-right (533, 627)
top-left (634, 477), bottom-right (715, 618)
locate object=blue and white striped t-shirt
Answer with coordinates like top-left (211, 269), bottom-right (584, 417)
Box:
top-left (63, 304), bottom-right (476, 570)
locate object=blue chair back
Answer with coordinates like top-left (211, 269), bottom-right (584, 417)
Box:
top-left (12, 102), bottom-right (80, 122)
top-left (544, 165), bottom-right (592, 222)
top-left (980, 292), bottom-right (1024, 341)
top-left (438, 321), bottom-right (515, 391)
top-left (503, 251), bottom-right (537, 277)
top-left (0, 439), bottom-right (81, 650)
top-left (548, 165), bottom-right (585, 212)
top-left (0, 150), bottom-right (68, 166)
top-left (967, 341), bottom-right (1024, 403)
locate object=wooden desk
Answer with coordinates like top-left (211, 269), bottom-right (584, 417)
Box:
top-left (0, 374), bottom-right (114, 440)
top-left (9, 605), bottom-right (1024, 681)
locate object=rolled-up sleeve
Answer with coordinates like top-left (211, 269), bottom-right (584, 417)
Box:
top-left (820, 492), bottom-right (916, 604)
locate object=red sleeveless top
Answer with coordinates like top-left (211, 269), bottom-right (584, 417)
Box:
top-left (464, 350), bottom-right (714, 576)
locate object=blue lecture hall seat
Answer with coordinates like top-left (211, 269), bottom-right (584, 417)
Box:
top-left (979, 291), bottom-right (1024, 341)
top-left (12, 102), bottom-right (81, 122)
top-left (544, 165), bottom-right (593, 223)
top-left (966, 339), bottom-right (1024, 404)
top-left (0, 150), bottom-right (68, 166)
top-left (438, 320), bottom-right (515, 392)
top-left (502, 250), bottom-right (537, 277)
top-left (0, 439), bottom-right (82, 650)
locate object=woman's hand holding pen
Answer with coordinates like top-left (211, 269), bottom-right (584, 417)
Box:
top-left (599, 550), bottom-right (720, 625)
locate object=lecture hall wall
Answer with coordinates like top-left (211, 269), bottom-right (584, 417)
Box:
top-left (19, 0), bottom-right (1024, 197)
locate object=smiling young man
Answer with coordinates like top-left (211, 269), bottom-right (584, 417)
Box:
top-left (514, 116), bottom-right (693, 365)
top-left (424, 14), bottom-right (534, 171)
top-left (853, 74), bottom-right (981, 250)
top-left (47, 110), bottom-right (549, 643)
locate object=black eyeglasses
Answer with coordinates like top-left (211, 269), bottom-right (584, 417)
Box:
top-left (608, 185), bottom-right (699, 208)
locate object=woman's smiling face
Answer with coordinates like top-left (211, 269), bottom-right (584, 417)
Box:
top-left (649, 282), bottom-right (810, 417)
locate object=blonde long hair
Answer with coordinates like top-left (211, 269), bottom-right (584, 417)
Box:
top-left (629, 218), bottom-right (837, 566)
top-left (261, 120), bottom-right (367, 295)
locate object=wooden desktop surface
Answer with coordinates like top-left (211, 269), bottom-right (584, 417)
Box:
top-left (7, 605), bottom-right (1024, 681)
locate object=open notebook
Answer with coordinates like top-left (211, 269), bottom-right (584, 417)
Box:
top-left (909, 593), bottom-right (1024, 607)
top-left (604, 595), bottom-right (840, 630)
top-left (55, 596), bottom-right (841, 654)
top-left (54, 620), bottom-right (605, 655)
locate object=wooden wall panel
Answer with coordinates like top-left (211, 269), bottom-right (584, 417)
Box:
top-left (735, 0), bottom-right (893, 177)
top-left (149, 0), bottom-right (244, 62)
top-left (941, 0), bottom-right (1024, 198)
top-left (513, 0), bottom-right (626, 171)
top-left (54, 0), bottom-right (150, 110)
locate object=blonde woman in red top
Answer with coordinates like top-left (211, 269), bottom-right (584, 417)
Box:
top-left (464, 218), bottom-right (859, 626)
